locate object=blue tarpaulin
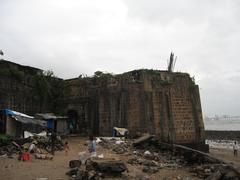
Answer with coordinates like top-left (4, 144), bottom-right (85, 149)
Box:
top-left (1, 109), bottom-right (47, 127)
top-left (47, 119), bottom-right (54, 129)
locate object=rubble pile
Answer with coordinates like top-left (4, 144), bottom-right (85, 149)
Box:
top-left (98, 138), bottom-right (131, 155)
top-left (0, 143), bottom-right (18, 156)
top-left (0, 133), bottom-right (64, 158)
top-left (98, 136), bottom-right (182, 175)
top-left (66, 157), bottom-right (127, 180)
top-left (0, 138), bottom-right (32, 156)
top-left (190, 164), bottom-right (240, 179)
top-left (127, 148), bottom-right (182, 174)
top-left (98, 134), bottom-right (240, 179)
top-left (131, 135), bottom-right (240, 179)
top-left (69, 160), bottom-right (82, 168)
top-left (32, 135), bottom-right (64, 152)
top-left (86, 158), bottom-right (127, 175)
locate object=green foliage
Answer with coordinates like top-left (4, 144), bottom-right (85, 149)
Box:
top-left (94, 71), bottom-right (113, 78)
top-left (33, 70), bottom-right (65, 112)
top-left (94, 71), bottom-right (104, 77)
top-left (0, 134), bottom-right (11, 145)
top-left (42, 70), bottom-right (55, 78)
top-left (0, 134), bottom-right (11, 140)
top-left (92, 71), bottom-right (114, 86)
top-left (141, 69), bottom-right (161, 76)
top-left (0, 68), bottom-right (24, 81)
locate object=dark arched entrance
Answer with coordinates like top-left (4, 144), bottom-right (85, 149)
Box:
top-left (67, 109), bottom-right (78, 133)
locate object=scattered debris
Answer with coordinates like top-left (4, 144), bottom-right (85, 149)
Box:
top-left (112, 146), bottom-right (127, 154)
top-left (131, 134), bottom-right (240, 179)
top-left (86, 157), bottom-right (127, 176)
top-left (0, 131), bottom-right (64, 160)
top-left (97, 154), bottom-right (104, 158)
top-left (35, 153), bottom-right (53, 160)
top-left (132, 134), bottom-right (154, 148)
top-left (98, 137), bottom-right (130, 155)
top-left (66, 167), bottom-right (79, 176)
top-left (143, 150), bottom-right (151, 156)
top-left (66, 157), bottom-right (127, 180)
top-left (142, 166), bottom-right (160, 174)
top-left (69, 160), bottom-right (82, 168)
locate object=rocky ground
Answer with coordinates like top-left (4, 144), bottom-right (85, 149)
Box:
top-left (0, 136), bottom-right (239, 180)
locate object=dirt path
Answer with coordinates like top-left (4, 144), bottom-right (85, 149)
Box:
top-left (0, 137), bottom-right (86, 180)
top-left (210, 147), bottom-right (240, 171)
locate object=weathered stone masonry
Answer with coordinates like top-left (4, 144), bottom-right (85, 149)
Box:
top-left (65, 70), bottom-right (205, 145)
top-left (0, 60), bottom-right (206, 147)
top-left (0, 60), bottom-right (43, 115)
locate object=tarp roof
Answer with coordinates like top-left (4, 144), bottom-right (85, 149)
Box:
top-left (113, 127), bottom-right (128, 136)
top-left (2, 109), bottom-right (47, 127)
top-left (35, 113), bottom-right (68, 120)
top-left (5, 109), bottom-right (34, 118)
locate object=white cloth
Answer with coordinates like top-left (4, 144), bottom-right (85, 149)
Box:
top-left (233, 144), bottom-right (238, 150)
top-left (29, 143), bottom-right (36, 151)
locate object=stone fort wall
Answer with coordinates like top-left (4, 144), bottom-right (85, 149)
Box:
top-left (65, 70), bottom-right (205, 144)
top-left (0, 60), bottom-right (205, 145)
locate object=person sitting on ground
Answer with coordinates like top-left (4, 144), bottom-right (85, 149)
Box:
top-left (29, 141), bottom-right (37, 154)
top-left (233, 141), bottom-right (238, 157)
top-left (64, 141), bottom-right (70, 156)
top-left (88, 135), bottom-right (96, 157)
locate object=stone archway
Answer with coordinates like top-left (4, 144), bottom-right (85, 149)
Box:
top-left (67, 109), bottom-right (78, 133)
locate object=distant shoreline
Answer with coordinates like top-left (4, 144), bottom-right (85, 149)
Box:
top-left (204, 119), bottom-right (240, 131)
top-left (205, 130), bottom-right (240, 140)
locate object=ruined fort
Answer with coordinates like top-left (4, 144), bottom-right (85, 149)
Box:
top-left (0, 59), bottom-right (205, 148)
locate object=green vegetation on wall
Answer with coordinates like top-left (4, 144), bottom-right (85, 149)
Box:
top-left (33, 70), bottom-right (65, 113)
top-left (0, 68), bottom-right (24, 81)
top-left (93, 71), bottom-right (113, 79)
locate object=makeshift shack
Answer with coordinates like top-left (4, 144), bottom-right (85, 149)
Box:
top-left (35, 113), bottom-right (69, 135)
top-left (0, 109), bottom-right (47, 137)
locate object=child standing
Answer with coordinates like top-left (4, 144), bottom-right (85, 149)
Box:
top-left (64, 141), bottom-right (70, 156)
top-left (88, 135), bottom-right (96, 157)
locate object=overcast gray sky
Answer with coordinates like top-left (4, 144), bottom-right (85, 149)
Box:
top-left (1, 0), bottom-right (240, 116)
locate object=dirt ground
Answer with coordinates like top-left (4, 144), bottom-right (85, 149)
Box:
top-left (210, 147), bottom-right (240, 170)
top-left (0, 137), bottom-right (238, 180)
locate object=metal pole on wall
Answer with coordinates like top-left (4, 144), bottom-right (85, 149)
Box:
top-left (51, 119), bottom-right (56, 155)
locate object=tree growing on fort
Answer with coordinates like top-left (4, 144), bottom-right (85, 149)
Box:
top-left (93, 71), bottom-right (114, 86)
top-left (94, 71), bottom-right (113, 78)
top-left (33, 70), bottom-right (64, 113)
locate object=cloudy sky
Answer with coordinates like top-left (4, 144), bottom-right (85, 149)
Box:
top-left (1, 0), bottom-right (240, 116)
